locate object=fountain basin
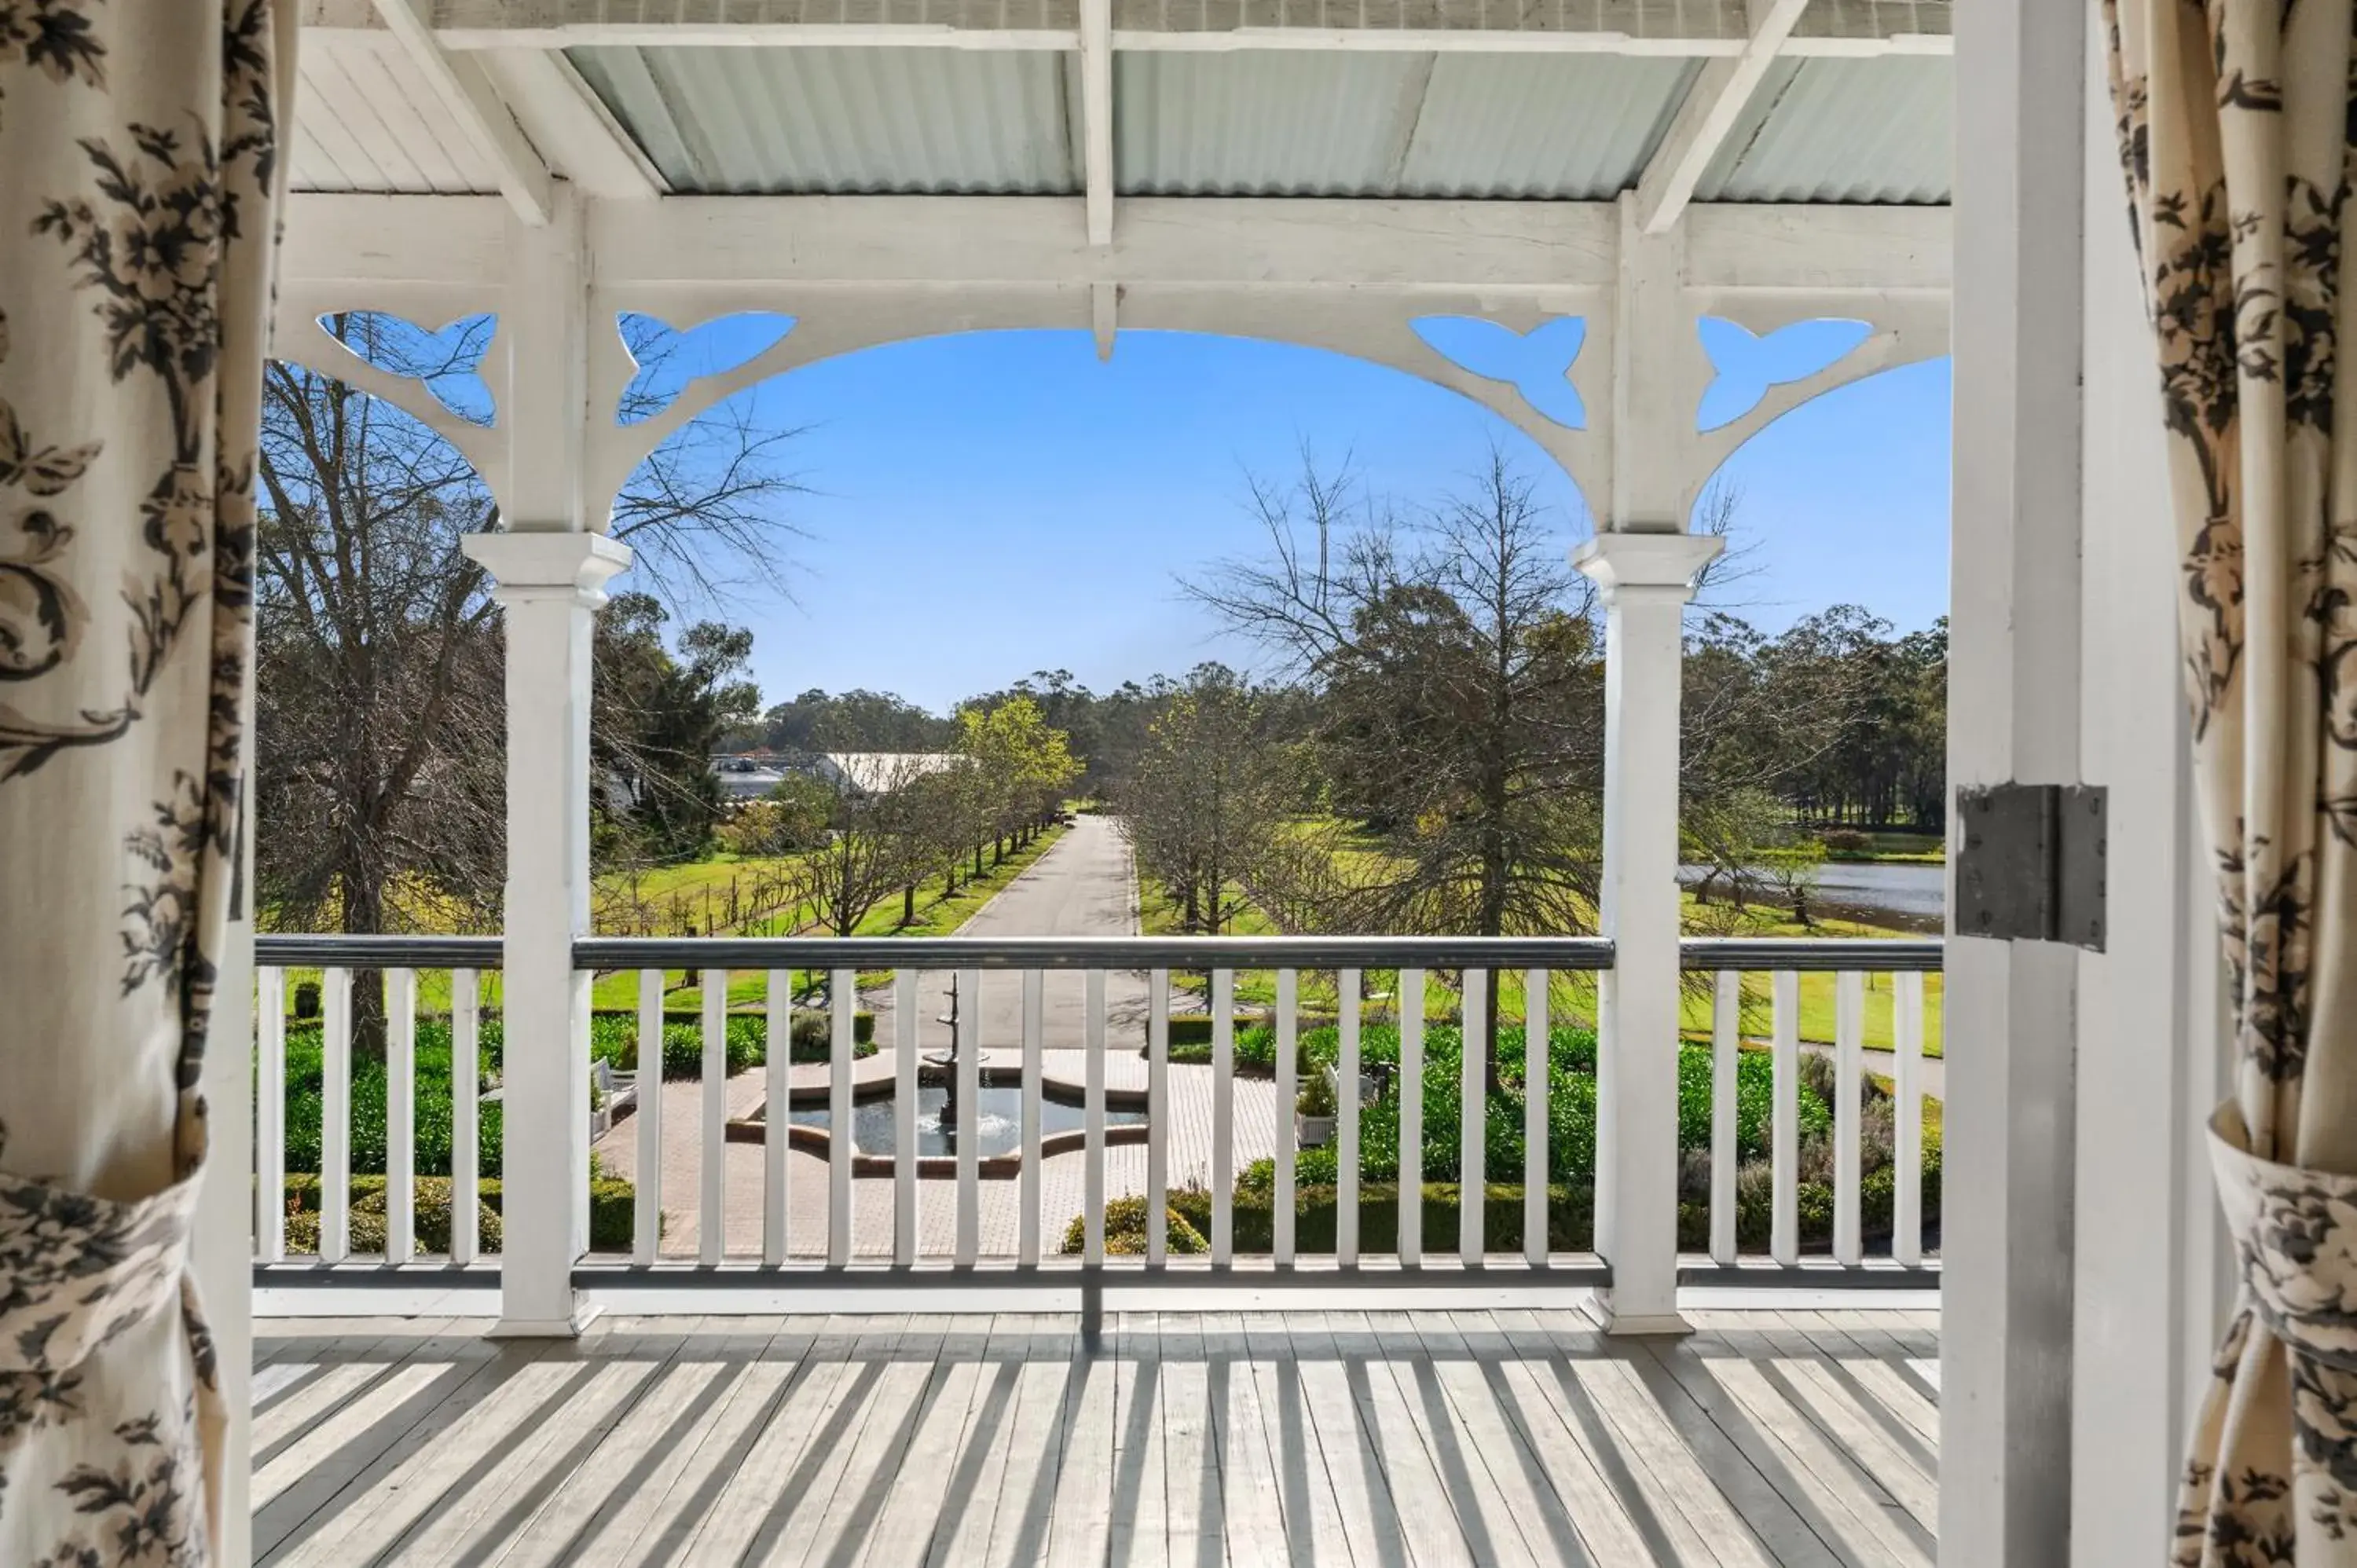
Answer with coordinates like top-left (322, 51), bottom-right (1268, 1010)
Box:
top-left (724, 1070), bottom-right (1151, 1178)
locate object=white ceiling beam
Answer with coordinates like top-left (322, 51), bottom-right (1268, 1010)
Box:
top-left (1080, 0), bottom-right (1113, 247)
top-left (1633, 0), bottom-right (1809, 236)
top-left (405, 0), bottom-right (1948, 54)
top-left (370, 0), bottom-right (553, 225)
top-left (283, 194), bottom-right (1953, 297)
top-left (477, 48), bottom-right (665, 198)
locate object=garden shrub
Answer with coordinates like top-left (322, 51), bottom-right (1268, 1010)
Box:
top-left (585, 1009), bottom-right (877, 1079)
top-left (280, 1020), bottom-right (505, 1178)
top-left (1060, 1196), bottom-right (1209, 1255)
top-left (274, 1171), bottom-right (640, 1253)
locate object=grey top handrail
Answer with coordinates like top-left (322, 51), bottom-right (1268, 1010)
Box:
top-left (1681, 937), bottom-right (1943, 972)
top-left (255, 934), bottom-right (503, 967)
top-left (572, 934), bottom-right (1618, 970)
top-left (248, 932), bottom-right (1944, 973)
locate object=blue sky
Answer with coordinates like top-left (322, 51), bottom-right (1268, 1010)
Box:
top-left (616, 318), bottom-right (1951, 714)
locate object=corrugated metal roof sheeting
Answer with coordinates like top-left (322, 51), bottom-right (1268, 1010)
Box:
top-left (1116, 53), bottom-right (1425, 196)
top-left (1398, 54), bottom-right (1696, 198)
top-left (1695, 56), bottom-right (1950, 205)
top-left (567, 46), bottom-right (1079, 195)
top-left (1116, 51), bottom-right (1693, 198)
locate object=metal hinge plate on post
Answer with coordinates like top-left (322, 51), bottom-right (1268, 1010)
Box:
top-left (1953, 782), bottom-right (2107, 950)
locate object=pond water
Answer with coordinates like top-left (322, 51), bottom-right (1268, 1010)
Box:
top-left (787, 1085), bottom-right (1149, 1159)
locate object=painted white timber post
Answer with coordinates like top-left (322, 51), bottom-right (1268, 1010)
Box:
top-left (464, 182), bottom-right (632, 1335)
top-left (464, 530), bottom-right (628, 1333)
top-left (1577, 530), bottom-right (1719, 1335)
top-left (1945, 0), bottom-right (2085, 1557)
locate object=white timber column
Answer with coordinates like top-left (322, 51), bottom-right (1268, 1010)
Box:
top-left (2066, 8), bottom-right (2233, 1563)
top-left (464, 183), bottom-right (631, 1335)
top-left (1944, 0), bottom-right (2084, 1557)
top-left (1577, 530), bottom-right (1721, 1334)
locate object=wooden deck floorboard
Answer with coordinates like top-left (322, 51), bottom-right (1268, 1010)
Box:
top-left (255, 1305), bottom-right (1939, 1566)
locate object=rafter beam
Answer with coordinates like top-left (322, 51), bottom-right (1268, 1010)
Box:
top-left (1080, 0), bottom-right (1113, 247)
top-left (1633, 0), bottom-right (1809, 235)
top-left (370, 0), bottom-right (553, 224)
top-left (281, 192), bottom-right (1952, 296)
top-left (478, 47), bottom-right (665, 198)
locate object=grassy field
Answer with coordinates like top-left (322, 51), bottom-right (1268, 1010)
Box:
top-left (1135, 866), bottom-right (1945, 1057)
top-left (269, 826), bottom-right (1070, 1019)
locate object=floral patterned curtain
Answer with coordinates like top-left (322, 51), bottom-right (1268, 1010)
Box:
top-left (0, 2), bottom-right (291, 1563)
top-left (2106, 2), bottom-right (2357, 1562)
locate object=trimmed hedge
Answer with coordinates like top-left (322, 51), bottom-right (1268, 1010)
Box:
top-left (585, 1009), bottom-right (877, 1079)
top-left (1071, 1162), bottom-right (1942, 1258)
top-left (1237, 1024), bottom-right (1831, 1190)
top-left (274, 1007), bottom-right (880, 1178)
top-left (274, 1171), bottom-right (641, 1252)
top-left (280, 1021), bottom-right (503, 1178)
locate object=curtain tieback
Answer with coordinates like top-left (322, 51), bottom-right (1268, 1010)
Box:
top-left (0, 1163), bottom-right (205, 1374)
top-left (2209, 1099), bottom-right (2357, 1373)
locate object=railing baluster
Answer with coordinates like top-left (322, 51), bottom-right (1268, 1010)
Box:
top-left (387, 969), bottom-right (416, 1265)
top-left (1772, 969), bottom-right (1799, 1266)
top-left (256, 966), bottom-right (286, 1264)
top-left (894, 969), bottom-right (919, 1266)
top-left (1211, 968), bottom-right (1234, 1266)
top-left (1398, 969), bottom-right (1424, 1267)
top-left (1710, 971), bottom-right (1739, 1266)
top-left (321, 966), bottom-right (352, 1265)
top-left (1894, 968), bottom-right (1925, 1265)
top-left (1275, 969), bottom-right (1298, 1267)
top-left (451, 970), bottom-right (478, 1268)
top-left (701, 969), bottom-right (728, 1265)
top-left (767, 969), bottom-right (793, 1265)
top-left (956, 966), bottom-right (983, 1267)
top-left (1148, 969), bottom-right (1169, 1269)
top-left (828, 968), bottom-right (854, 1266)
top-left (1461, 971), bottom-right (1486, 1267)
top-left (1338, 967), bottom-right (1360, 1267)
top-left (1835, 970), bottom-right (1864, 1265)
top-left (1523, 969), bottom-right (1548, 1268)
top-left (634, 969), bottom-right (664, 1266)
top-left (1084, 969), bottom-right (1107, 1264)
top-left (1020, 970), bottom-right (1043, 1266)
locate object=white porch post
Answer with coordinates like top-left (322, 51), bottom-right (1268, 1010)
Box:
top-left (463, 184), bottom-right (630, 1336)
top-left (464, 532), bottom-right (627, 1334)
top-left (1577, 530), bottom-right (1720, 1335)
top-left (1943, 0), bottom-right (2085, 1557)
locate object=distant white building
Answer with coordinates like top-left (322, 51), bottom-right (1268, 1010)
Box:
top-left (710, 749), bottom-right (964, 803)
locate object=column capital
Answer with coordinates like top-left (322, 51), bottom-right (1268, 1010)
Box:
top-left (463, 529), bottom-right (632, 606)
top-left (1573, 530), bottom-right (1724, 598)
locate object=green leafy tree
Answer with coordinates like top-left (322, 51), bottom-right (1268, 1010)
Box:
top-left (593, 592), bottom-right (761, 863)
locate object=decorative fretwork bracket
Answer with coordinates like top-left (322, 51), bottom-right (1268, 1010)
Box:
top-left (1953, 783), bottom-right (2108, 951)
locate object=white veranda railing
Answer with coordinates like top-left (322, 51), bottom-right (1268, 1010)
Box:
top-left (251, 933), bottom-right (1941, 1299)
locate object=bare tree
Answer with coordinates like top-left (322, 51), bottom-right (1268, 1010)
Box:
top-left (1121, 666), bottom-right (1293, 932)
top-left (1189, 449), bottom-right (1607, 1082)
top-left (255, 314), bottom-right (805, 953)
top-left (789, 757), bottom-right (937, 936)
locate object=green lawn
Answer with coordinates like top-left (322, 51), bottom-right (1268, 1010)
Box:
top-left (1132, 866), bottom-right (1945, 1057)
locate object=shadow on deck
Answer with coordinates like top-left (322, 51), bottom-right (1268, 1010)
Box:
top-left (252, 1305), bottom-right (1939, 1566)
